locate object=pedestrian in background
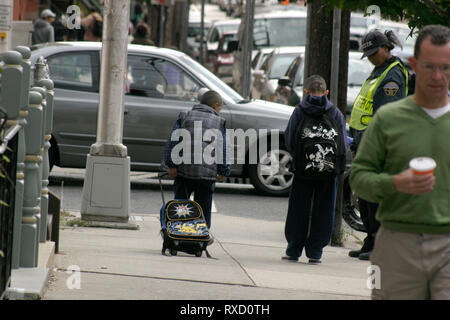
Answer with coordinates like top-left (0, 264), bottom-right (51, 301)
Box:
top-left (350, 24), bottom-right (450, 299)
top-left (348, 29), bottom-right (409, 261)
top-left (32, 9), bottom-right (56, 45)
top-left (282, 75), bottom-right (347, 264)
top-left (164, 90), bottom-right (231, 229)
top-left (131, 23), bottom-right (154, 46)
top-left (80, 11), bottom-right (103, 41)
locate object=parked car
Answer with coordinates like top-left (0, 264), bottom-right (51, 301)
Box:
top-left (186, 19), bottom-right (212, 61)
top-left (203, 19), bottom-right (241, 72)
top-left (270, 51), bottom-right (374, 116)
top-left (252, 46), bottom-right (304, 101)
top-left (30, 42), bottom-right (295, 196)
top-left (249, 47), bottom-right (274, 95)
top-left (210, 31), bottom-right (239, 84)
top-left (233, 8), bottom-right (308, 94)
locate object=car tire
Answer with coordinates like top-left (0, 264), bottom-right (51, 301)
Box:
top-left (248, 145), bottom-right (294, 197)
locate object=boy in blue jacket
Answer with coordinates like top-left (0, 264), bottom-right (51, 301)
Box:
top-left (283, 75), bottom-right (347, 264)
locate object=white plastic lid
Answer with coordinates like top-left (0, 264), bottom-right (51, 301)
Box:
top-left (409, 157), bottom-right (436, 171)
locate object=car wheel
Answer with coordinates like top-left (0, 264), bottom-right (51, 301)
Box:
top-left (249, 146), bottom-right (294, 196)
top-left (342, 175), bottom-right (366, 232)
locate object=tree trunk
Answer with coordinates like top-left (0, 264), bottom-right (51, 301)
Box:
top-left (306, 1), bottom-right (351, 247)
top-left (304, 0), bottom-right (333, 84)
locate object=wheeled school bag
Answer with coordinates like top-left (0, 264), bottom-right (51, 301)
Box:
top-left (158, 172), bottom-right (213, 258)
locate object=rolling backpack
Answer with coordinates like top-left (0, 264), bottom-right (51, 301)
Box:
top-left (293, 107), bottom-right (345, 180)
top-left (158, 172), bottom-right (214, 258)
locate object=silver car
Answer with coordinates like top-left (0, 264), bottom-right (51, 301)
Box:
top-left (252, 46), bottom-right (304, 101)
top-left (271, 51), bottom-right (374, 116)
top-left (30, 42), bottom-right (295, 196)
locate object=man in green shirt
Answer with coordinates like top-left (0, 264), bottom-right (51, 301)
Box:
top-left (350, 25), bottom-right (450, 299)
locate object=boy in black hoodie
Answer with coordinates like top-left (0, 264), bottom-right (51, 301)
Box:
top-left (282, 75), bottom-right (347, 264)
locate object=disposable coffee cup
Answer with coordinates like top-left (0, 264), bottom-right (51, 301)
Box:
top-left (409, 157), bottom-right (436, 175)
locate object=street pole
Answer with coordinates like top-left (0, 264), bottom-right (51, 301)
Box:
top-left (199, 0), bottom-right (205, 65)
top-left (0, 0), bottom-right (13, 53)
top-left (329, 7), bottom-right (344, 247)
top-left (81, 0), bottom-right (134, 226)
top-left (241, 0), bottom-right (254, 99)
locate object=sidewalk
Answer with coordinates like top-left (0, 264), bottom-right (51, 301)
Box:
top-left (43, 169), bottom-right (372, 300)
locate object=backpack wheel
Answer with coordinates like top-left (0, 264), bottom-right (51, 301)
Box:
top-left (195, 251), bottom-right (202, 257)
top-left (170, 249), bottom-right (178, 256)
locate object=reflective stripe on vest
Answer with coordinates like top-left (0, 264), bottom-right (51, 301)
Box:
top-left (349, 60), bottom-right (408, 131)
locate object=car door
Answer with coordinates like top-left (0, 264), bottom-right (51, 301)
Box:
top-left (46, 50), bottom-right (100, 168)
top-left (124, 54), bottom-right (205, 171)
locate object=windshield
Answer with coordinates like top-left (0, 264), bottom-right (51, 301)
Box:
top-left (188, 25), bottom-right (210, 38)
top-left (254, 17), bottom-right (307, 48)
top-left (180, 54), bottom-right (243, 103)
top-left (269, 53), bottom-right (299, 79)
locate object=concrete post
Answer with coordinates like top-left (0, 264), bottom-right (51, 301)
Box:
top-left (0, 50), bottom-right (26, 269)
top-left (20, 90), bottom-right (43, 267)
top-left (81, 0), bottom-right (132, 225)
top-left (10, 46), bottom-right (31, 269)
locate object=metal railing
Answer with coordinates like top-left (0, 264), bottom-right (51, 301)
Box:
top-left (0, 125), bottom-right (19, 300)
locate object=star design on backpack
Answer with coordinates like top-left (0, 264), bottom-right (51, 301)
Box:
top-left (173, 204), bottom-right (193, 218)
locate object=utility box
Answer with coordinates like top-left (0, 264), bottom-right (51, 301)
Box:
top-left (11, 21), bottom-right (32, 48)
top-left (81, 154), bottom-right (131, 223)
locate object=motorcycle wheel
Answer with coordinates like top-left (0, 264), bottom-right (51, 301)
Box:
top-left (342, 175), bottom-right (366, 233)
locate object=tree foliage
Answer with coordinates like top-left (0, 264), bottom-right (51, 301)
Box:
top-left (308, 0), bottom-right (450, 30)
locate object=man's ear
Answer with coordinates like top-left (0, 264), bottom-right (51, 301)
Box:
top-left (409, 56), bottom-right (417, 73)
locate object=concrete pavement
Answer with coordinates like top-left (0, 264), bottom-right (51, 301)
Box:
top-left (43, 170), bottom-right (372, 300)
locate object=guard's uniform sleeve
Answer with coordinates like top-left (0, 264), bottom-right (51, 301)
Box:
top-left (372, 66), bottom-right (407, 114)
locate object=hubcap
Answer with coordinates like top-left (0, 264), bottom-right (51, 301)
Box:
top-left (257, 149), bottom-right (294, 191)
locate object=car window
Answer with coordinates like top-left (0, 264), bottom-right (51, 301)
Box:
top-left (251, 51), bottom-right (261, 69)
top-left (127, 55), bottom-right (202, 101)
top-left (268, 53), bottom-right (298, 79)
top-left (180, 55), bottom-right (243, 103)
top-left (188, 24), bottom-right (210, 38)
top-left (261, 51), bottom-right (274, 73)
top-left (47, 52), bottom-right (96, 90)
top-left (210, 28), bottom-right (220, 42)
top-left (253, 18), bottom-right (307, 49)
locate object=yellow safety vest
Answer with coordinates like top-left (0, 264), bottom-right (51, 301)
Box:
top-left (349, 60), bottom-right (408, 131)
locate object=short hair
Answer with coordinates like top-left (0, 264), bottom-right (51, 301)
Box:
top-left (304, 75), bottom-right (327, 94)
top-left (200, 90), bottom-right (222, 108)
top-left (414, 25), bottom-right (450, 58)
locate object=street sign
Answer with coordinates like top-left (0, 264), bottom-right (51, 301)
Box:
top-left (0, 4), bottom-right (12, 31)
top-left (151, 0), bottom-right (175, 6)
